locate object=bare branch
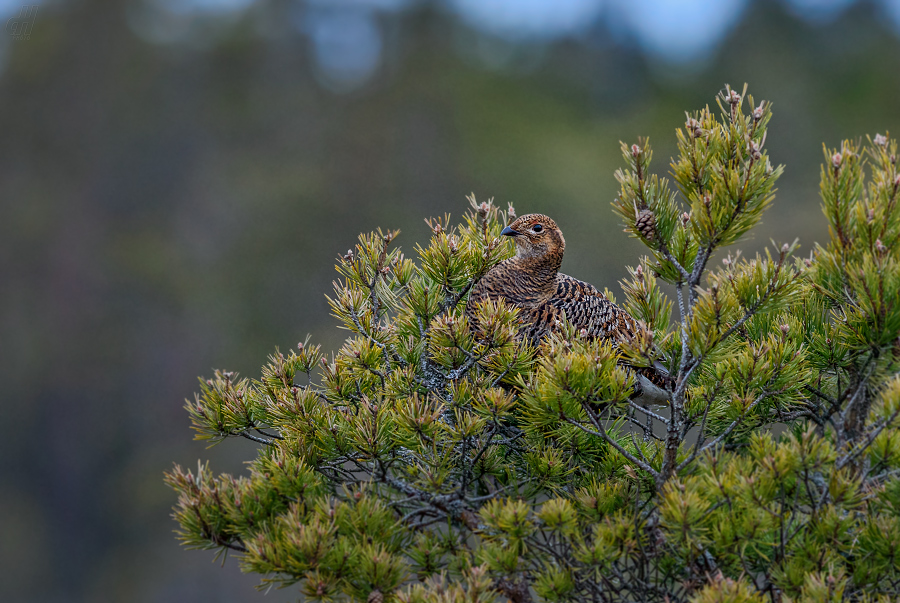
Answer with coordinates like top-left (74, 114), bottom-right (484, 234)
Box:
top-left (238, 431), bottom-right (275, 446)
top-left (836, 406), bottom-right (900, 470)
top-left (627, 399), bottom-right (668, 424)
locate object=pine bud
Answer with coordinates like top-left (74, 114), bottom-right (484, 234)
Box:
top-left (749, 141), bottom-right (761, 161)
top-left (876, 239), bottom-right (887, 254)
top-left (635, 208), bottom-right (656, 241)
top-left (894, 174), bottom-right (900, 187)
top-left (804, 258), bottom-right (812, 268)
top-left (686, 118), bottom-right (702, 138)
top-left (728, 89), bottom-right (741, 106)
top-left (753, 102), bottom-right (764, 122)
top-left (781, 243), bottom-right (789, 254)
top-left (635, 264), bottom-right (643, 278)
top-left (681, 212), bottom-right (690, 226)
top-left (874, 133), bottom-right (888, 147)
top-left (579, 328), bottom-right (588, 338)
top-left (779, 324), bottom-right (790, 335)
top-left (891, 154), bottom-right (896, 165)
top-left (832, 153), bottom-right (842, 169)
top-left (631, 144), bottom-right (641, 158)
top-left (297, 341), bottom-right (304, 350)
top-left (460, 510), bottom-right (479, 530)
top-left (507, 202), bottom-right (517, 220)
top-left (868, 208), bottom-right (875, 223)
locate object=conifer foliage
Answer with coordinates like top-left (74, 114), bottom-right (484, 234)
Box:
top-left (166, 85), bottom-right (900, 602)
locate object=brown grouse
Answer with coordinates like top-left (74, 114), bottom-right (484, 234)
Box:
top-left (466, 213), bottom-right (669, 404)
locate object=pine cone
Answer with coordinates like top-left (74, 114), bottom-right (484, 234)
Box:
top-left (367, 589), bottom-right (384, 603)
top-left (635, 208), bottom-right (656, 241)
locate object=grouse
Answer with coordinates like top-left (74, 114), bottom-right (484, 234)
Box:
top-left (466, 213), bottom-right (669, 404)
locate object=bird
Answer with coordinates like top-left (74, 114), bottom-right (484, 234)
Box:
top-left (465, 213), bottom-right (670, 404)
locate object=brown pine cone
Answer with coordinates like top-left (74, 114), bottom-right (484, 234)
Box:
top-left (636, 208), bottom-right (656, 241)
top-left (367, 589), bottom-right (383, 603)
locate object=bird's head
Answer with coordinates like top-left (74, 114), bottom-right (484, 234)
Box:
top-left (501, 213), bottom-right (565, 261)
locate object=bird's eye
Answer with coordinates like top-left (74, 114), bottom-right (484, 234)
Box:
top-left (532, 224), bottom-right (543, 233)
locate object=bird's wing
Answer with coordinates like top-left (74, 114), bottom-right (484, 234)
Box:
top-left (552, 275), bottom-right (671, 393)
top-left (550, 274), bottom-right (641, 343)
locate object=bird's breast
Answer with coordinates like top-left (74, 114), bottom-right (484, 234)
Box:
top-left (474, 261), bottom-right (558, 308)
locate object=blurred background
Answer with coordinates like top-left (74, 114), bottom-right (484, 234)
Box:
top-left (1, 0), bottom-right (899, 601)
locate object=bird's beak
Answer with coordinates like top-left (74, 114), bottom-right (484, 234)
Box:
top-left (501, 225), bottom-right (520, 237)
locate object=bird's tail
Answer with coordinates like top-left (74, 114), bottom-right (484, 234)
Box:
top-left (631, 362), bottom-right (672, 405)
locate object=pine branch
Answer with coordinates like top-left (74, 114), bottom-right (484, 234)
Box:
top-left (564, 415), bottom-right (659, 478)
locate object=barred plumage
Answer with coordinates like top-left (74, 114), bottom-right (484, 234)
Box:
top-left (466, 213), bottom-right (669, 403)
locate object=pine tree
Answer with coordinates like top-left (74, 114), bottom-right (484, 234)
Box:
top-left (166, 85), bottom-right (900, 602)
